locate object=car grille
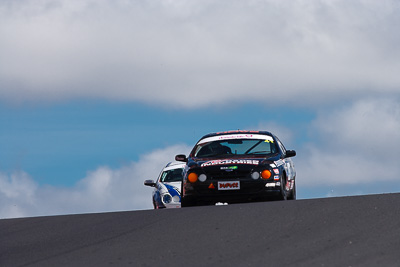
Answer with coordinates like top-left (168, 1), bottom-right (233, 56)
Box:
top-left (194, 170), bottom-right (266, 195)
top-left (208, 170), bottom-right (249, 180)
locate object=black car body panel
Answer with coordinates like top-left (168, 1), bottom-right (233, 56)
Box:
top-left (176, 130), bottom-right (296, 206)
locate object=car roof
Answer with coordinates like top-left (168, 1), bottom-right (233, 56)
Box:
top-left (163, 161), bottom-right (186, 171)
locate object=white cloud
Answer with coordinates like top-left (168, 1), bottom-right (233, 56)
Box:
top-left (1, 0), bottom-right (399, 107)
top-left (0, 144), bottom-right (191, 219)
top-left (2, 99), bottom-right (400, 218)
top-left (313, 98), bottom-right (400, 156)
top-left (297, 98), bottom-right (400, 191)
top-left (254, 122), bottom-right (294, 146)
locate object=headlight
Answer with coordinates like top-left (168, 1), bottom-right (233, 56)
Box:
top-left (198, 174), bottom-right (207, 182)
top-left (162, 194), bottom-right (172, 204)
top-left (251, 172), bottom-right (260, 180)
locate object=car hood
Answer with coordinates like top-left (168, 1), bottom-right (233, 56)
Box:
top-left (189, 155), bottom-right (280, 172)
top-left (157, 181), bottom-right (181, 195)
top-left (163, 181), bottom-right (181, 190)
top-left (189, 154), bottom-right (278, 168)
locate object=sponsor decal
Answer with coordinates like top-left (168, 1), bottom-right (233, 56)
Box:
top-left (274, 175), bottom-right (279, 181)
top-left (218, 181), bottom-right (240, 190)
top-left (274, 159), bottom-right (284, 167)
top-left (265, 183), bottom-right (276, 187)
top-left (270, 163), bottom-right (277, 168)
top-left (198, 134), bottom-right (274, 144)
top-left (273, 169), bottom-right (279, 174)
top-left (216, 130), bottom-right (260, 135)
top-left (201, 159), bottom-right (259, 167)
top-left (220, 166), bottom-right (238, 170)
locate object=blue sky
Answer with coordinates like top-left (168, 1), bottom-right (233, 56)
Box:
top-left (0, 102), bottom-right (313, 186)
top-left (1, 0), bottom-right (400, 218)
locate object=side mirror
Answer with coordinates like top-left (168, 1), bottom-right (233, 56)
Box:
top-left (285, 150), bottom-right (296, 158)
top-left (144, 180), bottom-right (156, 187)
top-left (175, 154), bottom-right (187, 162)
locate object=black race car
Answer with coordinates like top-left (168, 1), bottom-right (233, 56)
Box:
top-left (175, 130), bottom-right (296, 207)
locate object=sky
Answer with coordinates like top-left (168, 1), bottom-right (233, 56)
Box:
top-left (1, 0), bottom-right (400, 219)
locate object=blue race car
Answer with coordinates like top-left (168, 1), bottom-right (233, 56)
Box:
top-left (144, 162), bottom-right (186, 209)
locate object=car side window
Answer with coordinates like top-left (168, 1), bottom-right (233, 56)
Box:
top-left (275, 137), bottom-right (287, 156)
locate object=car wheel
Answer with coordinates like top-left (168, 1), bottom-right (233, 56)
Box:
top-left (287, 182), bottom-right (296, 200)
top-left (277, 175), bottom-right (288, 201)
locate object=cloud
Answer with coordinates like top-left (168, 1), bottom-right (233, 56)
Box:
top-left (2, 100), bottom-right (400, 219)
top-left (1, 0), bottom-right (399, 107)
top-left (313, 98), bottom-right (400, 157)
top-left (0, 144), bottom-right (191, 219)
top-left (296, 98), bottom-right (400, 195)
top-left (254, 122), bottom-right (294, 146)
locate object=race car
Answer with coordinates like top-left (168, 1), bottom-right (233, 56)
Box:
top-left (175, 130), bottom-right (296, 207)
top-left (144, 162), bottom-right (185, 209)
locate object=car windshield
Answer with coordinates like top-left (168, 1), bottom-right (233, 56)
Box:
top-left (160, 168), bottom-right (184, 183)
top-left (194, 136), bottom-right (277, 158)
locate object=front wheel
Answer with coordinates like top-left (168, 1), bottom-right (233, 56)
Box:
top-left (287, 182), bottom-right (296, 200)
top-left (153, 200), bottom-right (160, 209)
top-left (276, 175), bottom-right (288, 200)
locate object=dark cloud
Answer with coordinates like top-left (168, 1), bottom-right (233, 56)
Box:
top-left (1, 0), bottom-right (399, 107)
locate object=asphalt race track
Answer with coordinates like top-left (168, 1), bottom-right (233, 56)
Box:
top-left (1, 193), bottom-right (400, 266)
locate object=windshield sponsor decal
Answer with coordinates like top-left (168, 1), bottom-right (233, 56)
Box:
top-left (201, 159), bottom-right (259, 167)
top-left (216, 130), bottom-right (260, 135)
top-left (198, 134), bottom-right (274, 144)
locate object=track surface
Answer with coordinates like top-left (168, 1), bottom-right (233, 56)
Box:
top-left (1, 193), bottom-right (400, 266)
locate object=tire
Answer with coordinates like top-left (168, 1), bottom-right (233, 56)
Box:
top-left (287, 182), bottom-right (296, 200)
top-left (153, 199), bottom-right (165, 209)
top-left (181, 182), bottom-right (196, 207)
top-left (276, 175), bottom-right (288, 201)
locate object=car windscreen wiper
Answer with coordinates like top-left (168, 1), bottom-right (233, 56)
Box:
top-left (244, 140), bottom-right (263, 154)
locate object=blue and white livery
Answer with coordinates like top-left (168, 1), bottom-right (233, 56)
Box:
top-left (144, 162), bottom-right (185, 209)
